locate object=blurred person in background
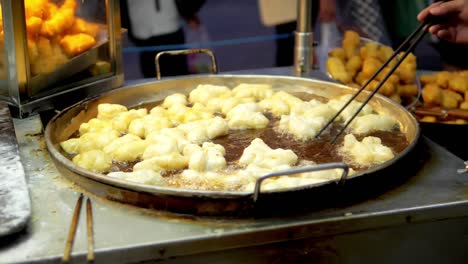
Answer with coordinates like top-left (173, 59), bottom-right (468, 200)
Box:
top-left (259, 0), bottom-right (390, 67)
top-left (121, 0), bottom-right (205, 78)
top-left (258, 0), bottom-right (321, 67)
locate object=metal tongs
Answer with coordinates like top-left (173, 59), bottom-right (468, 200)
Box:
top-left (316, 2), bottom-right (449, 143)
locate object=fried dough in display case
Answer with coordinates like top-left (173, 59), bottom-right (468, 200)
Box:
top-left (0, 0), bottom-right (123, 117)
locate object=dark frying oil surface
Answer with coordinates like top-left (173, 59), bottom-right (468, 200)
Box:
top-left (212, 114), bottom-right (408, 171)
top-left (66, 92), bottom-right (410, 181)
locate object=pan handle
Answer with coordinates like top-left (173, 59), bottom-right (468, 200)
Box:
top-left (252, 162), bottom-right (349, 202)
top-left (155, 49), bottom-right (219, 80)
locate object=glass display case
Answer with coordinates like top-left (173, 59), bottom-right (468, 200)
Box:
top-left (0, 0), bottom-right (123, 117)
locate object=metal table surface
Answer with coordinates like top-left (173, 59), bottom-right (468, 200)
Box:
top-left (1, 68), bottom-right (467, 264)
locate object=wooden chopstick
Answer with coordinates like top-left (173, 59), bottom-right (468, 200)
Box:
top-left (62, 194), bottom-right (95, 264)
top-left (86, 198), bottom-right (95, 263)
top-left (62, 193), bottom-right (84, 263)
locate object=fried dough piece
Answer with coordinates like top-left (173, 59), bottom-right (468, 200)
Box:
top-left (365, 79), bottom-right (395, 97)
top-left (435, 71), bottom-right (451, 88)
top-left (343, 30), bottom-right (360, 59)
top-left (441, 89), bottom-right (463, 108)
top-left (361, 57), bottom-right (381, 78)
top-left (40, 0), bottom-right (76, 37)
top-left (24, 0), bottom-right (48, 19)
top-left (448, 76), bottom-right (467, 93)
top-left (26, 16), bottom-right (43, 37)
top-left (327, 57), bottom-right (351, 84)
top-left (329, 47), bottom-right (346, 62)
top-left (422, 84), bottom-right (443, 106)
top-left (68, 18), bottom-right (100, 38)
top-left (378, 46), bottom-right (394, 63)
top-left (397, 84), bottom-right (419, 98)
top-left (460, 101), bottom-right (468, 110)
top-left (346, 55), bottom-right (362, 78)
top-left (420, 74), bottom-right (437, 85)
top-left (60, 33), bottom-right (96, 56)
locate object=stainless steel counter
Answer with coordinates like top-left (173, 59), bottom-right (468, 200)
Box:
top-left (1, 68), bottom-right (468, 263)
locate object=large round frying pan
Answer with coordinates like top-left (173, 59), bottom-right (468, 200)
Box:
top-left (45, 75), bottom-right (420, 216)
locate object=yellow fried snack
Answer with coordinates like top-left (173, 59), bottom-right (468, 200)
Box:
top-left (68, 17), bottom-right (100, 38)
top-left (343, 30), bottom-right (360, 59)
top-left (360, 42), bottom-right (379, 60)
top-left (448, 76), bottom-right (467, 94)
top-left (441, 89), bottom-right (463, 108)
top-left (345, 55), bottom-right (362, 77)
top-left (376, 67), bottom-right (400, 84)
top-left (420, 71), bottom-right (468, 119)
top-left (435, 71), bottom-right (451, 88)
top-left (5, 0), bottom-right (102, 78)
top-left (329, 47), bottom-right (346, 62)
top-left (420, 116), bottom-right (437, 123)
top-left (60, 33), bottom-right (96, 56)
top-left (422, 84), bottom-right (442, 106)
top-left (397, 84), bottom-right (419, 98)
top-left (24, 0), bottom-right (49, 19)
top-left (327, 57), bottom-right (351, 84)
top-left (26, 16), bottom-right (43, 37)
top-left (327, 30), bottom-right (418, 104)
top-left (389, 93), bottom-right (402, 104)
top-left (396, 63), bottom-right (416, 84)
top-left (420, 74), bottom-right (437, 85)
top-left (40, 0), bottom-right (76, 37)
top-left (377, 46), bottom-right (394, 63)
top-left (361, 57), bottom-right (381, 79)
top-left (460, 101), bottom-right (468, 110)
top-left (365, 79), bottom-right (395, 96)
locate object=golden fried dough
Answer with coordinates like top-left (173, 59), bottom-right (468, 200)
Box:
top-left (422, 84), bottom-right (442, 106)
top-left (60, 33), bottom-right (96, 56)
top-left (329, 47), bottom-right (346, 62)
top-left (448, 76), bottom-right (467, 93)
top-left (440, 89), bottom-right (463, 108)
top-left (397, 84), bottom-right (419, 98)
top-left (327, 57), bottom-right (351, 84)
top-left (327, 30), bottom-right (418, 104)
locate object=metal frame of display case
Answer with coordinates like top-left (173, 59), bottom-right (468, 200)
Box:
top-left (0, 0), bottom-right (124, 117)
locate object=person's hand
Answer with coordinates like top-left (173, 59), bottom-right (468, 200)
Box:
top-left (417, 0), bottom-right (468, 44)
top-left (319, 0), bottom-right (336, 22)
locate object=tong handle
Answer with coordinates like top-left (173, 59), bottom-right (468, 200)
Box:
top-left (155, 48), bottom-right (218, 80)
top-left (252, 162), bottom-right (349, 202)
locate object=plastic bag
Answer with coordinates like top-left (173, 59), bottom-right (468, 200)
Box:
top-left (184, 24), bottom-right (212, 73)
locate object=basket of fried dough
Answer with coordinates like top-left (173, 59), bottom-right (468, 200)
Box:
top-left (326, 30), bottom-right (420, 107)
top-left (418, 71), bottom-right (468, 124)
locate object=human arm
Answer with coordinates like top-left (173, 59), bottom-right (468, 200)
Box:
top-left (319, 0), bottom-right (336, 22)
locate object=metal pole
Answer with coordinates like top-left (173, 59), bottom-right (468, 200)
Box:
top-left (293, 0), bottom-right (314, 76)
